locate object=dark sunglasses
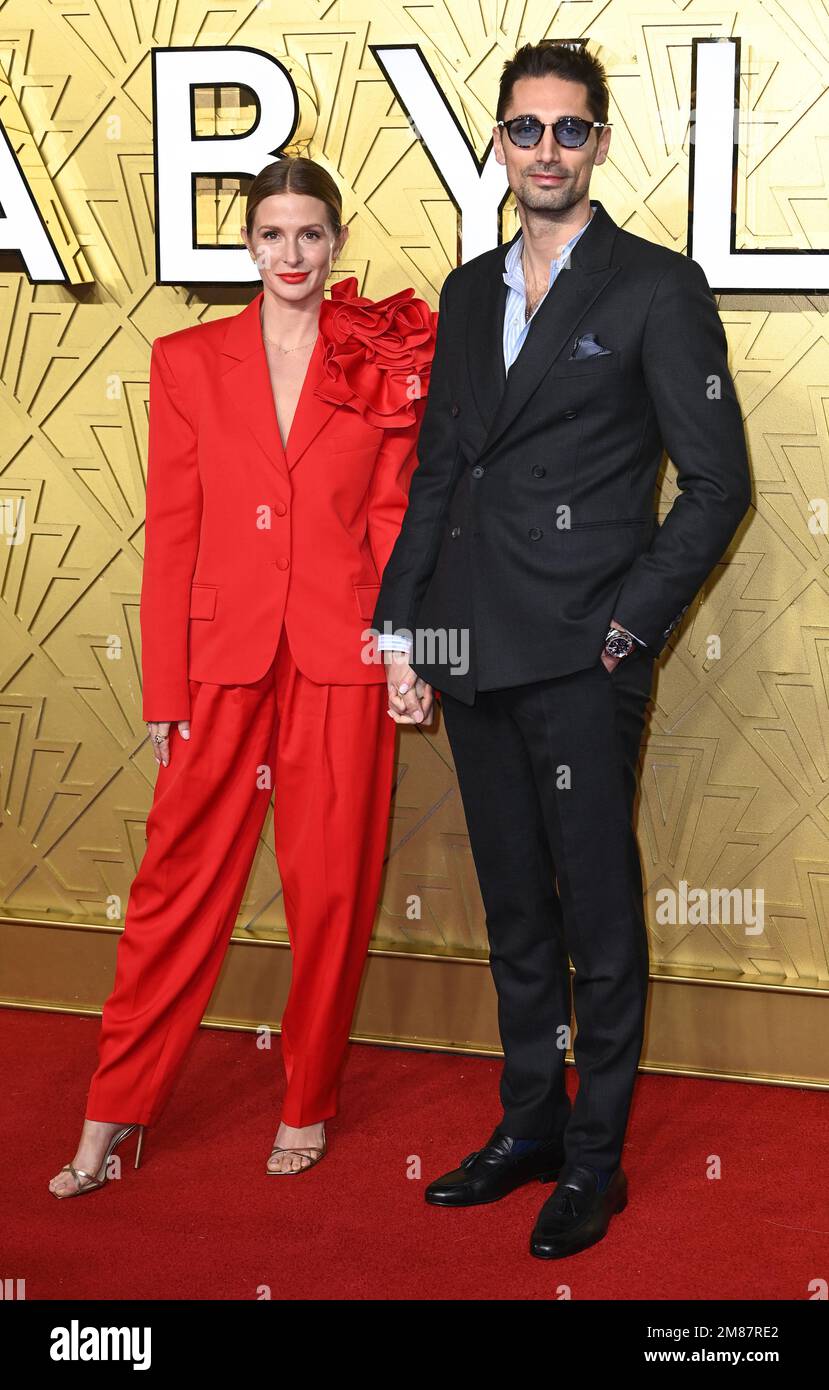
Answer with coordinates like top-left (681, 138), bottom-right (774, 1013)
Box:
top-left (497, 114), bottom-right (611, 149)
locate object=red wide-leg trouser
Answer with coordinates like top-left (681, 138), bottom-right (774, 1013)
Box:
top-left (85, 625), bottom-right (397, 1129)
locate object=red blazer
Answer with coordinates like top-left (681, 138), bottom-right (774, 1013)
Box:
top-left (140, 279), bottom-right (437, 722)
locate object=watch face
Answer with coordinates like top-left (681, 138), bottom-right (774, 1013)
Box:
top-left (606, 631), bottom-right (634, 657)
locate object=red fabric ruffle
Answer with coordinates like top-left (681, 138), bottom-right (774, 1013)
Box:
top-left (315, 275), bottom-right (438, 429)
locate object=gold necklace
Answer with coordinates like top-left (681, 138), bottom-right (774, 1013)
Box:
top-left (524, 283), bottom-right (546, 322)
top-left (261, 329), bottom-right (318, 354)
top-left (260, 307), bottom-right (317, 354)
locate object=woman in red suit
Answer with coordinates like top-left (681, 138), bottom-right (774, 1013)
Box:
top-left (49, 156), bottom-right (436, 1195)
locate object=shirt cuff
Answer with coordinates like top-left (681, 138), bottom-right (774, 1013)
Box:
top-left (376, 633), bottom-right (413, 652)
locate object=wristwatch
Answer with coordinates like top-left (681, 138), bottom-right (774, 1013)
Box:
top-left (603, 626), bottom-right (635, 660)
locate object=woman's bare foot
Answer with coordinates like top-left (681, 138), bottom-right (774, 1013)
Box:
top-left (266, 1119), bottom-right (326, 1173)
top-left (48, 1119), bottom-right (130, 1198)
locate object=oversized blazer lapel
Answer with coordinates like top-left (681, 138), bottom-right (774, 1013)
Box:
top-left (218, 289), bottom-right (339, 481)
top-left (465, 199), bottom-right (620, 463)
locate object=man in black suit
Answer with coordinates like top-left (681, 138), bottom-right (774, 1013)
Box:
top-left (371, 39), bottom-right (751, 1258)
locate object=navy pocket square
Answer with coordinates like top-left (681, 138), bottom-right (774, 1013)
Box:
top-left (569, 333), bottom-right (613, 360)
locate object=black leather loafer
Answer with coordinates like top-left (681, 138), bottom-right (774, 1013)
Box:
top-left (424, 1129), bottom-right (564, 1207)
top-left (530, 1164), bottom-right (628, 1258)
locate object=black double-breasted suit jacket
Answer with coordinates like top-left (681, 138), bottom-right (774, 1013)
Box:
top-left (371, 199), bottom-right (752, 705)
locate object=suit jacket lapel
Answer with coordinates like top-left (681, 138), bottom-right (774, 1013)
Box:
top-left (283, 332), bottom-right (337, 470)
top-left (466, 200), bottom-right (620, 463)
top-left (465, 229), bottom-right (514, 432)
top-left (219, 290), bottom-right (338, 481)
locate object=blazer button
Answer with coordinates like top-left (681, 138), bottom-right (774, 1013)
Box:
top-left (450, 525), bottom-right (461, 538)
top-left (531, 464), bottom-right (546, 478)
top-left (276, 557), bottom-right (290, 570)
top-left (563, 410), bottom-right (578, 420)
top-left (450, 403), bottom-right (460, 417)
top-left (471, 465), bottom-right (485, 478)
top-left (528, 527), bottom-right (543, 541)
top-left (273, 501), bottom-right (287, 516)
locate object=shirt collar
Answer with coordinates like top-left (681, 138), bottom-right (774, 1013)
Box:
top-left (503, 201), bottom-right (597, 293)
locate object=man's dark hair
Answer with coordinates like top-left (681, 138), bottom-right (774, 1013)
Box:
top-left (496, 40), bottom-right (610, 126)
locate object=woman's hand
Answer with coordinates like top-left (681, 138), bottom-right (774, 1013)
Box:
top-left (146, 721), bottom-right (190, 767)
top-left (385, 653), bottom-right (434, 726)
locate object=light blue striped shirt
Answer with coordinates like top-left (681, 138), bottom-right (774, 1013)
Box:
top-left (502, 202), bottom-right (596, 370)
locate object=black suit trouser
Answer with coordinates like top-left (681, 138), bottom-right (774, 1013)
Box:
top-left (439, 648), bottom-right (655, 1172)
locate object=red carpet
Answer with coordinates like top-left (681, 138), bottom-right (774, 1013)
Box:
top-left (4, 1007), bottom-right (827, 1300)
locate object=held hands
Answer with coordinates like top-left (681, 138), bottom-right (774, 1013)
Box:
top-left (385, 651), bottom-right (435, 725)
top-left (146, 721), bottom-right (190, 767)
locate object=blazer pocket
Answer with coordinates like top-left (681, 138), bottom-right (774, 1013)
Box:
top-left (189, 583), bottom-right (217, 619)
top-left (549, 352), bottom-right (621, 379)
top-left (326, 425), bottom-right (384, 456)
top-left (353, 582), bottom-right (381, 621)
top-left (327, 442), bottom-right (381, 457)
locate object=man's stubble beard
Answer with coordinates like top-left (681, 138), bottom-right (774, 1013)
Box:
top-left (514, 171), bottom-right (590, 220)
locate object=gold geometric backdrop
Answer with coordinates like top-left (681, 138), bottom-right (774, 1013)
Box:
top-left (1, 1), bottom-right (828, 991)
